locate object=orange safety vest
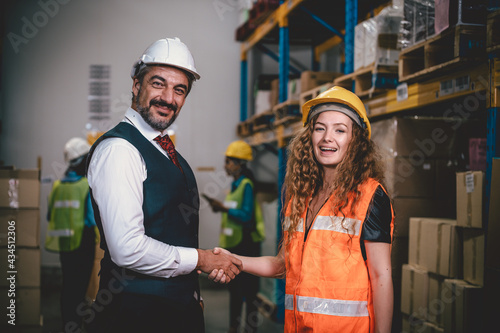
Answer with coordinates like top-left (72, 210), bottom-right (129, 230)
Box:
top-left (284, 178), bottom-right (394, 332)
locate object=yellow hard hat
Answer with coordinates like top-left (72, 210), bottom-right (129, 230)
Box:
top-left (302, 86), bottom-right (371, 138)
top-left (225, 140), bottom-right (253, 161)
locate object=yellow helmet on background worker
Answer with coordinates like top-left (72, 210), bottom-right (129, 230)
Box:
top-left (130, 37), bottom-right (201, 80)
top-left (64, 137), bottom-right (90, 165)
top-left (302, 86), bottom-right (371, 138)
top-left (225, 140), bottom-right (253, 161)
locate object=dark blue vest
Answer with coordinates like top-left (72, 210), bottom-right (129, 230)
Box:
top-left (87, 122), bottom-right (200, 305)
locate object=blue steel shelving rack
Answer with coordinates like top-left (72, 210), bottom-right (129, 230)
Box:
top-left (238, 0), bottom-right (499, 327)
top-left (238, 0), bottom-right (360, 322)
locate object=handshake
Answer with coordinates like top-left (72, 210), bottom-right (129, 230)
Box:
top-left (196, 247), bottom-right (242, 284)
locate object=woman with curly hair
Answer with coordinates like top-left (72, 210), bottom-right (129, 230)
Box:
top-left (212, 86), bottom-right (394, 333)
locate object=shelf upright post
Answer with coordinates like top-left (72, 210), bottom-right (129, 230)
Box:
top-left (486, 54), bottom-right (500, 226)
top-left (312, 44), bottom-right (320, 71)
top-left (240, 51), bottom-right (248, 122)
top-left (275, 2), bottom-right (290, 323)
top-left (276, 139), bottom-right (287, 324)
top-left (279, 18), bottom-right (289, 103)
top-left (345, 0), bottom-right (357, 76)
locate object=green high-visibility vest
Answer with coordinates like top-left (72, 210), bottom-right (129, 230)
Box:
top-left (219, 178), bottom-right (265, 249)
top-left (45, 178), bottom-right (89, 252)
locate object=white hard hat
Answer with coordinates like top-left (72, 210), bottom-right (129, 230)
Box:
top-left (64, 137), bottom-right (90, 164)
top-left (130, 37), bottom-right (200, 80)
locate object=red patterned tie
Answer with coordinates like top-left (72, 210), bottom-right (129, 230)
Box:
top-left (154, 135), bottom-right (183, 172)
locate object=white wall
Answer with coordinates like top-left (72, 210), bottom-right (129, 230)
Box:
top-left (0, 0), bottom-right (245, 266)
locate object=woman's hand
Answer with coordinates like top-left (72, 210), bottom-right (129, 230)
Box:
top-left (209, 199), bottom-right (228, 213)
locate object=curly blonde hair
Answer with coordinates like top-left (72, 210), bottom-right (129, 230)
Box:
top-left (281, 114), bottom-right (386, 246)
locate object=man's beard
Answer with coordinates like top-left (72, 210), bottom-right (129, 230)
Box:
top-left (135, 92), bottom-right (179, 131)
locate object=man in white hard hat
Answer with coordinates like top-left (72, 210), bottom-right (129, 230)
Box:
top-left (45, 137), bottom-right (96, 332)
top-left (86, 38), bottom-right (241, 333)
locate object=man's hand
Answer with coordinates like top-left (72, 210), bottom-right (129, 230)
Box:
top-left (196, 248), bottom-right (242, 283)
top-left (206, 247), bottom-right (236, 283)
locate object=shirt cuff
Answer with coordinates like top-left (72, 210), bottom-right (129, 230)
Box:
top-left (176, 247), bottom-right (199, 275)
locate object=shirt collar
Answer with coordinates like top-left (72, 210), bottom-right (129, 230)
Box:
top-left (62, 170), bottom-right (82, 182)
top-left (124, 107), bottom-right (169, 141)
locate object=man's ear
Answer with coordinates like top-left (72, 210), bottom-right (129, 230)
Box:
top-left (132, 78), bottom-right (141, 96)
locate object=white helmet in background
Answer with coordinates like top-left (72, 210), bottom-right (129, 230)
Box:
top-left (64, 137), bottom-right (90, 165)
top-left (130, 37), bottom-right (201, 80)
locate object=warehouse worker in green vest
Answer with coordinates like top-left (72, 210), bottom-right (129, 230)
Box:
top-left (45, 137), bottom-right (96, 332)
top-left (206, 140), bottom-right (265, 333)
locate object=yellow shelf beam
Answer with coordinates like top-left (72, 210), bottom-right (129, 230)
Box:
top-left (367, 63), bottom-right (491, 117)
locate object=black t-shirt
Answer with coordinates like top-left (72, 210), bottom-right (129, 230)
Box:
top-left (360, 185), bottom-right (393, 260)
top-left (303, 185), bottom-right (393, 260)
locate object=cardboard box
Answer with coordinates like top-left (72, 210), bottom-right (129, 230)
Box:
top-left (456, 171), bottom-right (484, 228)
top-left (402, 314), bottom-right (444, 333)
top-left (300, 71), bottom-right (341, 93)
top-left (384, 157), bottom-right (458, 199)
top-left (486, 158), bottom-right (500, 269)
top-left (443, 279), bottom-right (483, 333)
top-left (427, 271), bottom-right (446, 326)
top-left (0, 287), bottom-right (42, 327)
top-left (462, 228), bottom-right (484, 286)
top-left (409, 218), bottom-right (460, 278)
top-left (401, 264), bottom-right (428, 318)
top-left (86, 241), bottom-right (104, 301)
top-left (384, 157), bottom-right (435, 198)
top-left (0, 248), bottom-right (40, 287)
top-left (435, 159), bottom-right (457, 200)
top-left (0, 209), bottom-right (40, 247)
top-left (0, 169), bottom-right (40, 209)
top-left (371, 117), bottom-right (476, 159)
top-left (401, 264), bottom-right (446, 325)
top-left (483, 267), bottom-right (500, 330)
top-left (287, 78), bottom-right (301, 101)
top-left (254, 90), bottom-right (272, 115)
top-left (392, 198), bottom-right (454, 237)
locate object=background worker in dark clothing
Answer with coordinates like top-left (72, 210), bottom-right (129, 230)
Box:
top-left (206, 140), bottom-right (265, 333)
top-left (45, 137), bottom-right (96, 332)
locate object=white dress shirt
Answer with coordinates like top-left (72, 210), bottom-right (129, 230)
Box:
top-left (87, 107), bottom-right (198, 278)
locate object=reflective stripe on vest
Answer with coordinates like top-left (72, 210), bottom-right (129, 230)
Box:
top-left (283, 216), bottom-right (361, 235)
top-left (47, 229), bottom-right (74, 237)
top-left (53, 200), bottom-right (80, 209)
top-left (284, 179), bottom-right (393, 332)
top-left (285, 294), bottom-right (369, 317)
